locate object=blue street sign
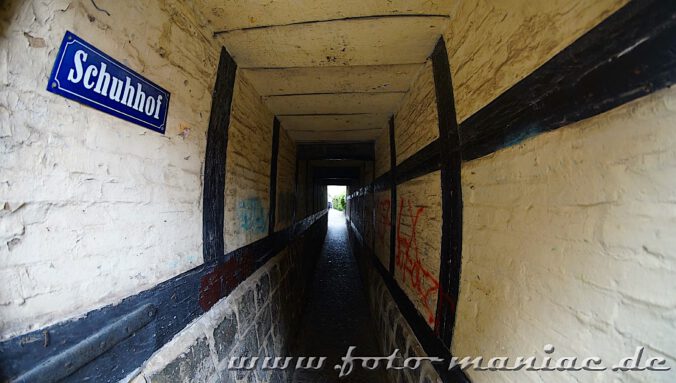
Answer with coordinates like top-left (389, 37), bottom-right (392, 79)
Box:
top-left (47, 31), bottom-right (170, 134)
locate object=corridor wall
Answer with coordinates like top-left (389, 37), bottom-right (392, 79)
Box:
top-left (347, 1), bottom-right (676, 382)
top-left (447, 1), bottom-right (676, 382)
top-left (0, 1), bottom-right (327, 381)
top-left (0, 0), bottom-right (218, 341)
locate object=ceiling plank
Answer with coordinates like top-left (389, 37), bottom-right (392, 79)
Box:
top-left (280, 114), bottom-right (388, 132)
top-left (240, 64), bottom-right (421, 95)
top-left (313, 166), bottom-right (362, 179)
top-left (289, 129), bottom-right (381, 142)
top-left (216, 17), bottom-right (449, 68)
top-left (197, 0), bottom-right (453, 32)
top-left (298, 144), bottom-right (374, 161)
top-left (265, 93), bottom-right (406, 115)
top-left (214, 14), bottom-right (450, 34)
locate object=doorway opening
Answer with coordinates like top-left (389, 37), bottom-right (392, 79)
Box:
top-left (327, 185), bottom-right (347, 212)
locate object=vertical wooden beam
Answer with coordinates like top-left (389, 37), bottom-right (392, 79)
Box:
top-left (311, 178), bottom-right (315, 213)
top-left (202, 48), bottom-right (237, 262)
top-left (372, 161), bottom-right (376, 252)
top-left (313, 180), bottom-right (318, 213)
top-left (292, 152), bottom-right (299, 225)
top-left (305, 160), bottom-right (310, 216)
top-left (388, 116), bottom-right (397, 275)
top-left (431, 37), bottom-right (463, 347)
top-left (268, 117), bottom-right (280, 235)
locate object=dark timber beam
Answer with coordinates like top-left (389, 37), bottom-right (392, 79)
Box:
top-left (460, 0), bottom-right (676, 160)
top-left (312, 166), bottom-right (361, 180)
top-left (297, 142), bottom-right (374, 161)
top-left (352, 0), bottom-right (676, 194)
top-left (431, 37), bottom-right (463, 349)
top-left (277, 113), bottom-right (373, 116)
top-left (293, 155), bottom-right (299, 224)
top-left (269, 117), bottom-right (281, 235)
top-left (270, 91), bottom-right (406, 97)
top-left (203, 48), bottom-right (237, 262)
top-left (0, 211), bottom-right (328, 382)
top-left (388, 116), bottom-right (397, 275)
top-left (305, 160), bottom-right (310, 215)
top-left (315, 178), bottom-right (357, 186)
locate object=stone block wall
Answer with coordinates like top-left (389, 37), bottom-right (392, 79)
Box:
top-left (350, 227), bottom-right (442, 383)
top-left (130, 214), bottom-right (327, 383)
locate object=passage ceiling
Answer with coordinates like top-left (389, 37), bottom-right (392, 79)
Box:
top-left (196, 0), bottom-right (453, 142)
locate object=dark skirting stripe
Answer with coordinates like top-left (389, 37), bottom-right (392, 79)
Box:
top-left (460, 0), bottom-right (676, 160)
top-left (0, 211), bottom-right (328, 383)
top-left (347, 220), bottom-right (470, 383)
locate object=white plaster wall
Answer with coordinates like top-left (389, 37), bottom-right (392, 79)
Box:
top-left (454, 87), bottom-right (676, 383)
top-left (444, 0), bottom-right (627, 123)
top-left (0, 0), bottom-right (219, 339)
top-left (222, 71), bottom-right (274, 252)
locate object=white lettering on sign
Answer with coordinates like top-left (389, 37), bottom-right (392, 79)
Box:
top-left (67, 49), bottom-right (163, 118)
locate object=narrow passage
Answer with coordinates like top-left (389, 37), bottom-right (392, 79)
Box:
top-left (290, 209), bottom-right (387, 383)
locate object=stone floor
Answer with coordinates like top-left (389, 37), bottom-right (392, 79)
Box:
top-left (289, 209), bottom-right (387, 383)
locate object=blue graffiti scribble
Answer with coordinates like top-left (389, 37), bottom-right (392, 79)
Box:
top-left (238, 197), bottom-right (267, 233)
top-left (501, 124), bottom-right (542, 150)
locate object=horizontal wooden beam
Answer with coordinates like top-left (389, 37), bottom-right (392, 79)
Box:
top-left (460, 0), bottom-right (676, 160)
top-left (297, 142), bottom-right (374, 161)
top-left (354, 0), bottom-right (676, 193)
top-left (312, 166), bottom-right (361, 179)
top-left (0, 212), bottom-right (329, 382)
top-left (315, 178), bottom-right (358, 185)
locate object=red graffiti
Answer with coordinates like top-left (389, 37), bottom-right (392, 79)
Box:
top-left (198, 249), bottom-right (254, 310)
top-left (395, 198), bottom-right (440, 326)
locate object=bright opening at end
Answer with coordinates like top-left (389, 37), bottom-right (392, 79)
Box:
top-left (327, 185), bottom-right (347, 212)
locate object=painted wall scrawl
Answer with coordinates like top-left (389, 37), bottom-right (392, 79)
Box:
top-left (394, 172), bottom-right (442, 328)
top-left (223, 71), bottom-right (274, 253)
top-left (238, 197), bottom-right (268, 234)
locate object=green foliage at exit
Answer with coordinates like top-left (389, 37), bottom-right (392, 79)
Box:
top-left (332, 194), bottom-right (346, 211)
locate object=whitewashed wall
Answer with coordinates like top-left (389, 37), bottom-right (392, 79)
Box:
top-left (455, 86), bottom-right (676, 383)
top-left (222, 72), bottom-right (274, 252)
top-left (0, 0), bottom-right (219, 339)
top-left (442, 1), bottom-right (675, 382)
